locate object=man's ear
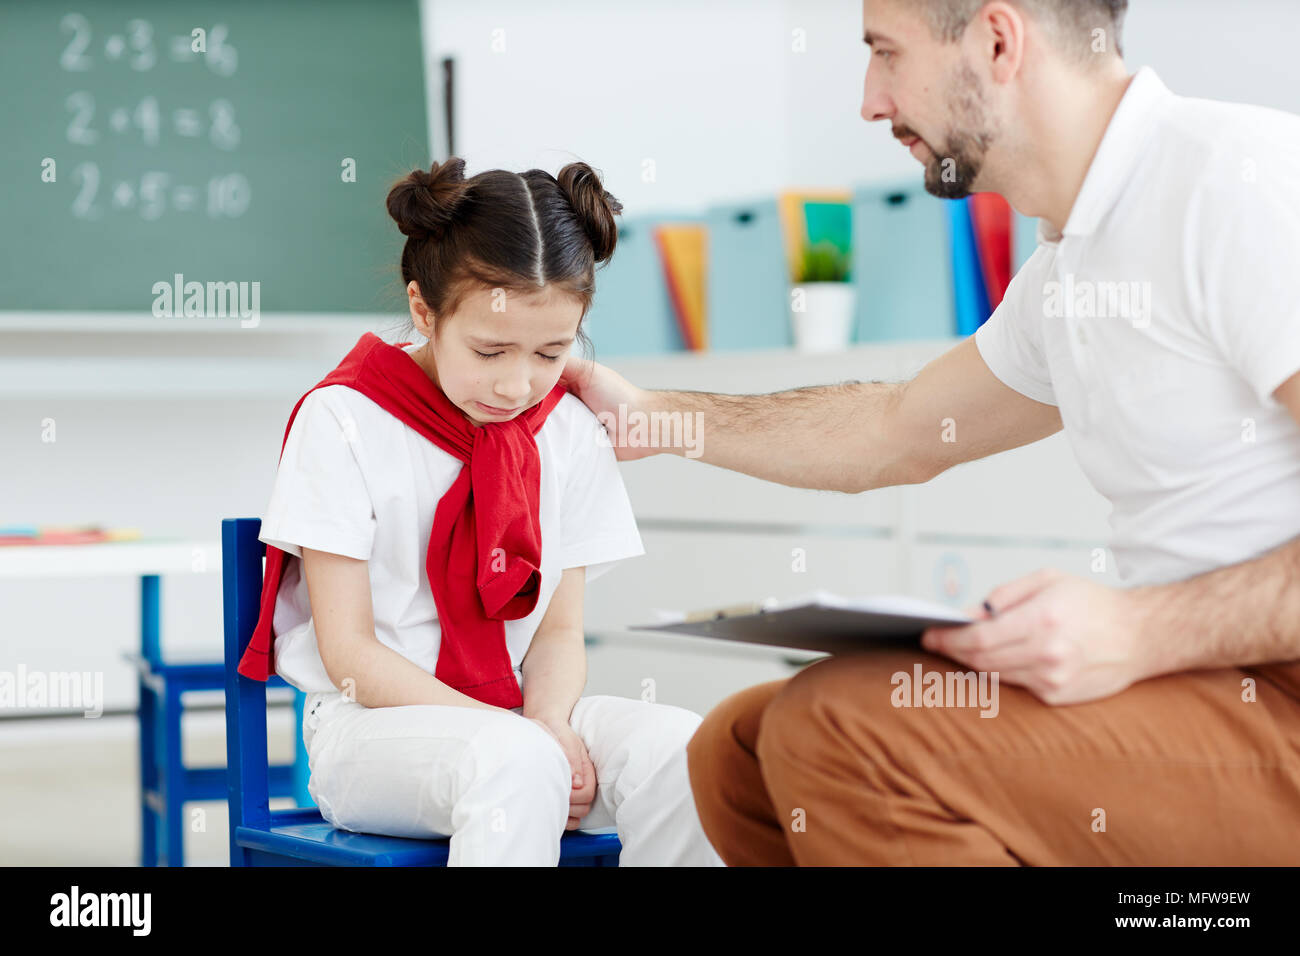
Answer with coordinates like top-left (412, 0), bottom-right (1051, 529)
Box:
top-left (981, 1), bottom-right (1026, 85)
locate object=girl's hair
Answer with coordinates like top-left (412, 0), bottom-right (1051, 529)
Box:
top-left (385, 156), bottom-right (623, 356)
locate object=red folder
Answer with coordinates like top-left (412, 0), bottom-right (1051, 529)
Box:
top-left (968, 193), bottom-right (1013, 308)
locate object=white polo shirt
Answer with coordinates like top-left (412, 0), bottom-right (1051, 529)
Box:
top-left (976, 66), bottom-right (1300, 587)
top-left (258, 342), bottom-right (646, 694)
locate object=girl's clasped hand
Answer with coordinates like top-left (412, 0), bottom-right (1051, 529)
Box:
top-left (527, 716), bottom-right (597, 829)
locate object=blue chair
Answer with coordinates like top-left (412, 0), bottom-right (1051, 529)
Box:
top-left (222, 517), bottom-right (622, 866)
top-left (128, 575), bottom-right (308, 867)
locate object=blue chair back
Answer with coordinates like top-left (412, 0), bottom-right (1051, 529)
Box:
top-left (222, 517), bottom-right (278, 863)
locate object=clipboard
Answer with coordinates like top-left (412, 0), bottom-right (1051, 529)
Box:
top-left (630, 590), bottom-right (973, 655)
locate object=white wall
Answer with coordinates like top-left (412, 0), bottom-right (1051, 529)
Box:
top-left (781, 0), bottom-right (1300, 195)
top-left (420, 0), bottom-right (793, 211)
top-left (422, 0), bottom-right (1300, 211)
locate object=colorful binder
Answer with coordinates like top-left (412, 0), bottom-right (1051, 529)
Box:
top-left (947, 197), bottom-right (991, 336)
top-left (968, 192), bottom-right (1012, 309)
top-left (652, 224), bottom-right (709, 351)
top-left (583, 215), bottom-right (687, 357)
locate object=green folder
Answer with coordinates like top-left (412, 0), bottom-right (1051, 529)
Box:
top-left (803, 201), bottom-right (853, 257)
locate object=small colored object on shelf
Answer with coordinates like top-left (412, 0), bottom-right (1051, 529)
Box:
top-left (777, 193), bottom-right (856, 353)
top-left (802, 201), bottom-right (853, 274)
top-left (797, 240), bottom-right (851, 283)
top-left (778, 189), bottom-right (852, 282)
top-left (0, 525), bottom-right (143, 546)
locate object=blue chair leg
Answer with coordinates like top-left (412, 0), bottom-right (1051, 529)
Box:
top-left (163, 683), bottom-right (185, 867)
top-left (138, 678), bottom-right (159, 867)
top-left (292, 689), bottom-right (312, 807)
top-left (139, 573), bottom-right (163, 867)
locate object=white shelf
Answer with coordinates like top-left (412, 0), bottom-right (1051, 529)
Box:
top-left (0, 357), bottom-right (329, 399)
top-left (0, 539), bottom-right (221, 578)
top-left (0, 311), bottom-right (392, 334)
top-left (0, 335), bottom-right (968, 399)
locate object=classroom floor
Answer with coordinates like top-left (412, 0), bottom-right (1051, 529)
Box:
top-left (0, 704), bottom-right (292, 866)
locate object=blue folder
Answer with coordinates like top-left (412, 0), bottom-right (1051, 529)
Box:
top-left (850, 181), bottom-right (956, 342)
top-left (584, 214), bottom-right (695, 358)
top-left (705, 199), bottom-right (792, 351)
top-left (1013, 212), bottom-right (1041, 272)
top-left (948, 197), bottom-right (992, 335)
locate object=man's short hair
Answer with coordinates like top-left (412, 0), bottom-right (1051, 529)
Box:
top-left (916, 0), bottom-right (1128, 64)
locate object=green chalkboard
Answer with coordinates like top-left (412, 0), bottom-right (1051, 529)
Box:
top-left (0, 0), bottom-right (430, 314)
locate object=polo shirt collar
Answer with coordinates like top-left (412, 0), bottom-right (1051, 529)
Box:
top-left (1038, 66), bottom-right (1174, 244)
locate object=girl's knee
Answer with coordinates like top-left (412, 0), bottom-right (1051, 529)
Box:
top-left (653, 702), bottom-right (705, 743)
top-left (463, 713), bottom-right (571, 795)
top-left (619, 702), bottom-right (706, 771)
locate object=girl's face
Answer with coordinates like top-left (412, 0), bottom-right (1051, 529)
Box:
top-left (407, 281), bottom-right (582, 428)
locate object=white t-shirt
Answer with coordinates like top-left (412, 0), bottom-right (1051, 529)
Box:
top-left (976, 66), bottom-right (1300, 588)
top-left (259, 342), bottom-right (646, 694)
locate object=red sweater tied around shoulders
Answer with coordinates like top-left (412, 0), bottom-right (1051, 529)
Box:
top-left (237, 332), bottom-right (567, 709)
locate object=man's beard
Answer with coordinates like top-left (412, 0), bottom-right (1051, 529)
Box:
top-left (922, 61), bottom-right (998, 200)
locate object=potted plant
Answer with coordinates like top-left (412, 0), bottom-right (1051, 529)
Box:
top-left (790, 240), bottom-right (855, 353)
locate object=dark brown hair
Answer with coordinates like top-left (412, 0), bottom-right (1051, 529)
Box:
top-left (385, 156), bottom-right (623, 355)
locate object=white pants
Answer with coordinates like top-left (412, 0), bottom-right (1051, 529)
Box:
top-left (302, 690), bottom-right (727, 866)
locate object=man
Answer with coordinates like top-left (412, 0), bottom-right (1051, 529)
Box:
top-left (560, 0), bottom-right (1300, 864)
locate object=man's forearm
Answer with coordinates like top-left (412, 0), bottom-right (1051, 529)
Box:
top-left (646, 380), bottom-right (916, 494)
top-left (1131, 535), bottom-right (1300, 675)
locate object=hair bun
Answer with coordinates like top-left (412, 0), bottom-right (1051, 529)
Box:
top-left (556, 161), bottom-right (623, 264)
top-left (386, 157), bottom-right (471, 241)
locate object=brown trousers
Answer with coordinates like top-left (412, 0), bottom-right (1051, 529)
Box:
top-left (685, 648), bottom-right (1300, 865)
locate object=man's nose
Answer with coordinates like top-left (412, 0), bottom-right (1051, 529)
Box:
top-left (860, 62), bottom-right (894, 123)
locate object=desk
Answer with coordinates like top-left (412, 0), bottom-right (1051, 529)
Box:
top-left (0, 539), bottom-right (219, 670)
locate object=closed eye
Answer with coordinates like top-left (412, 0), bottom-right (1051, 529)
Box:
top-left (474, 350), bottom-right (563, 362)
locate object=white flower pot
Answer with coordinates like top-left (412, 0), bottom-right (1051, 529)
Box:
top-left (789, 282), bottom-right (856, 353)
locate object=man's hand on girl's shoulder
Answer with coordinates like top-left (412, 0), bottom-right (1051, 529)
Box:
top-left (559, 354), bottom-right (663, 462)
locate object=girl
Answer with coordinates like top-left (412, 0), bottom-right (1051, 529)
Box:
top-left (238, 157), bottom-right (724, 866)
